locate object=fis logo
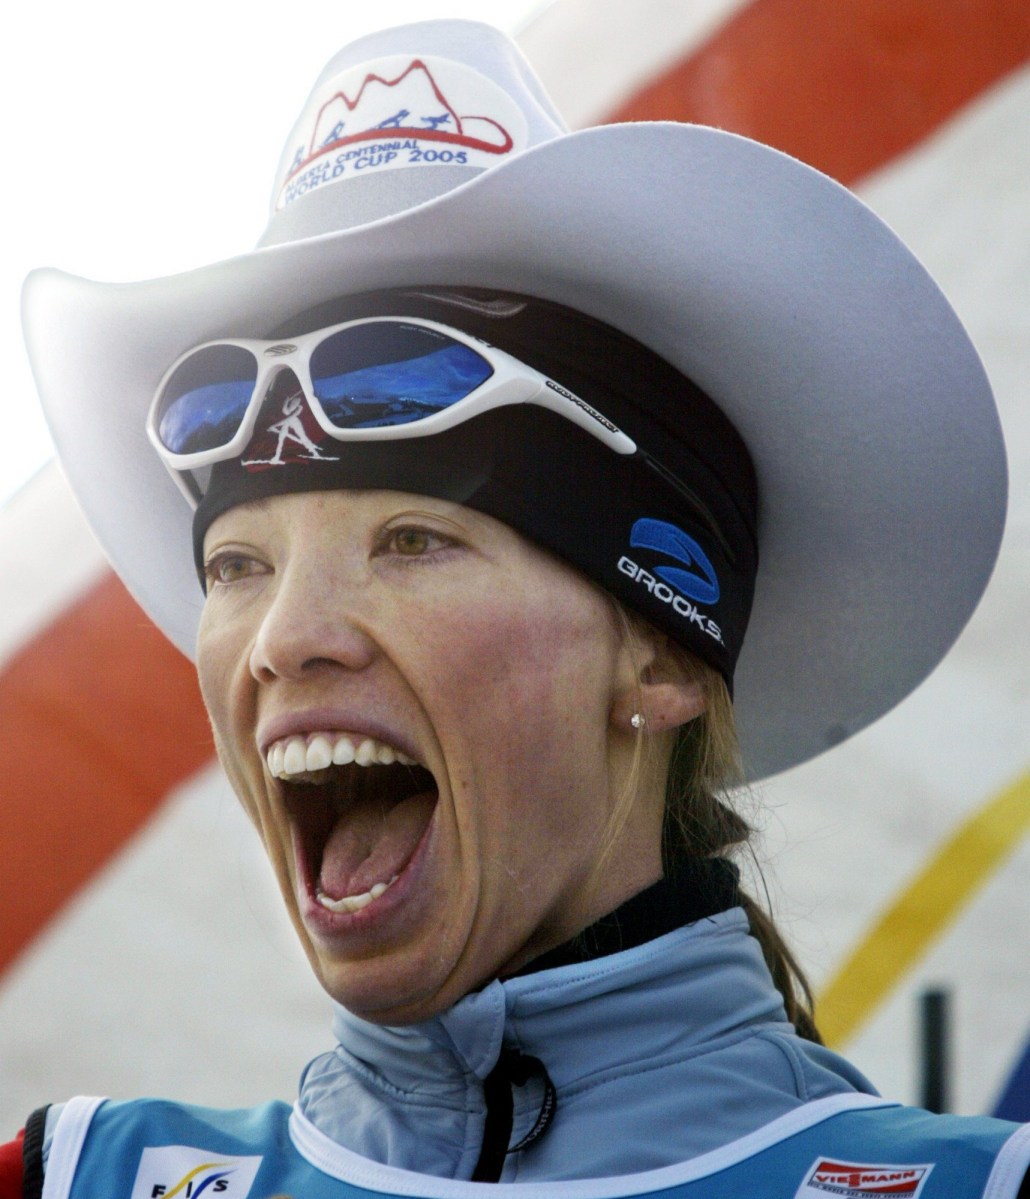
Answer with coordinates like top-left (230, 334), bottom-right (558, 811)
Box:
top-left (794, 1157), bottom-right (933, 1198)
top-left (618, 518), bottom-right (723, 645)
top-left (130, 1146), bottom-right (263, 1199)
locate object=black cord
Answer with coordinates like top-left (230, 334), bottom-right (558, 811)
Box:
top-left (471, 1050), bottom-right (557, 1183)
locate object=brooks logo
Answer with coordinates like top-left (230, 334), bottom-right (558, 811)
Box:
top-left (618, 519), bottom-right (723, 646)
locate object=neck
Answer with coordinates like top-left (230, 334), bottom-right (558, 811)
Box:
top-left (508, 853), bottom-right (740, 977)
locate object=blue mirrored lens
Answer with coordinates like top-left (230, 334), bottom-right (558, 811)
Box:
top-left (311, 323), bottom-right (492, 428)
top-left (157, 345), bottom-right (258, 454)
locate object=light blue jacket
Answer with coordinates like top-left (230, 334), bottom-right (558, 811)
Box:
top-left (39, 906), bottom-right (1030, 1196)
top-left (298, 907), bottom-right (878, 1181)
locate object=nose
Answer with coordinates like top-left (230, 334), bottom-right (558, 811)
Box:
top-left (248, 560), bottom-right (379, 684)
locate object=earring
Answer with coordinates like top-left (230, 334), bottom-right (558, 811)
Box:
top-left (630, 713), bottom-right (646, 730)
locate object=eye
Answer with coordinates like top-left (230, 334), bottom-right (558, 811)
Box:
top-left (204, 551), bottom-right (268, 587)
top-left (378, 523), bottom-right (457, 560)
top-left (392, 528), bottom-right (434, 556)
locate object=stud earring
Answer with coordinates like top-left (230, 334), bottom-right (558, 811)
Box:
top-left (631, 713), bottom-right (646, 730)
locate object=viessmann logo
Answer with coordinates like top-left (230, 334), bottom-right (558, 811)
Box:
top-left (794, 1157), bottom-right (934, 1199)
top-left (129, 1146), bottom-right (263, 1199)
top-left (618, 517), bottom-right (723, 645)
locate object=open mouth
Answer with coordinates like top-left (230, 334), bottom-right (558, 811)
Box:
top-left (267, 732), bottom-right (438, 914)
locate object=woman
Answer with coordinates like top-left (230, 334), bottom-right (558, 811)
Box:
top-left (9, 17), bottom-right (1027, 1199)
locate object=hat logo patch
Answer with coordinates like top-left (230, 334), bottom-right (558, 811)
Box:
top-left (617, 518), bottom-right (723, 645)
top-left (793, 1157), bottom-right (933, 1199)
top-left (241, 386), bottom-right (340, 470)
top-left (277, 55), bottom-right (528, 211)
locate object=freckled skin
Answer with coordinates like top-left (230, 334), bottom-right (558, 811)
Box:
top-left (197, 490), bottom-right (694, 1025)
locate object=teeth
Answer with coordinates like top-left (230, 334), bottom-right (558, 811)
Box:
top-left (332, 737), bottom-right (356, 766)
top-left (317, 875), bottom-right (398, 913)
top-left (306, 734), bottom-right (333, 772)
top-left (269, 742), bottom-right (285, 777)
top-left (265, 732), bottom-right (418, 780)
top-left (283, 739), bottom-right (307, 776)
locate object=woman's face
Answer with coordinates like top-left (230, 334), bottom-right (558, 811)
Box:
top-left (198, 489), bottom-right (667, 1024)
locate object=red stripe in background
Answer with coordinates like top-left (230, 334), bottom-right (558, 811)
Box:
top-left (605, 0), bottom-right (1030, 185)
top-left (0, 573), bottom-right (212, 974)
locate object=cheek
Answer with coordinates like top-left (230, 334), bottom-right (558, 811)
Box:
top-left (418, 590), bottom-right (617, 785)
top-left (424, 602), bottom-right (589, 710)
top-left (198, 634), bottom-right (280, 856)
top-left (196, 616), bottom-right (257, 789)
top-left (196, 632), bottom-right (233, 745)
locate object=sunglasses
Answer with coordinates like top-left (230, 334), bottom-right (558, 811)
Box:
top-left (147, 315), bottom-right (732, 560)
top-left (148, 316), bottom-right (637, 499)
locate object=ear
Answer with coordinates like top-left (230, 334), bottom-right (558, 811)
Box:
top-left (610, 631), bottom-right (707, 735)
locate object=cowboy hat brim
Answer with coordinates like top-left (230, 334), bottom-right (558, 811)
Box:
top-left (21, 121), bottom-right (1006, 779)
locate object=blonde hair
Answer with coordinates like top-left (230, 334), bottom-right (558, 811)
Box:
top-left (606, 607), bottom-right (822, 1044)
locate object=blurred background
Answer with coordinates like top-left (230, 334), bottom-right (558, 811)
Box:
top-left (1, 0), bottom-right (1027, 1130)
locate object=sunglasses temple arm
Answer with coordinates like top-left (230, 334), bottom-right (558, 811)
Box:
top-left (529, 381), bottom-right (637, 455)
top-left (636, 451), bottom-right (736, 565)
top-left (164, 465), bottom-right (205, 510)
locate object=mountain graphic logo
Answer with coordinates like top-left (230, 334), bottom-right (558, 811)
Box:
top-left (277, 54), bottom-right (525, 209)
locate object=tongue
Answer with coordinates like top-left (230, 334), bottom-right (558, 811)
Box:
top-left (318, 791), bottom-right (436, 899)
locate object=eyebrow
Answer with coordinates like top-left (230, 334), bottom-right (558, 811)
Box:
top-left (237, 496), bottom-right (276, 516)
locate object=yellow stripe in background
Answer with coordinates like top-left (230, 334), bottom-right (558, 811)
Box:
top-left (817, 769), bottom-right (1030, 1049)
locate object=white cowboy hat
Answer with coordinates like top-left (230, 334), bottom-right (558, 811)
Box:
top-left (21, 19), bottom-right (1006, 780)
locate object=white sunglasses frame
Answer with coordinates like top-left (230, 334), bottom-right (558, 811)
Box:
top-left (147, 316), bottom-right (638, 493)
top-left (145, 315), bottom-right (732, 561)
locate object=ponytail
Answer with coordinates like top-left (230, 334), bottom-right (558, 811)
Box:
top-left (663, 651), bottom-right (823, 1044)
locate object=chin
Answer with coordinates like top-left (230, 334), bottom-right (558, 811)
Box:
top-left (312, 944), bottom-right (474, 1026)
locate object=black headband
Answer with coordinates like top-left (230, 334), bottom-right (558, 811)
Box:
top-left (193, 289), bottom-right (758, 685)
